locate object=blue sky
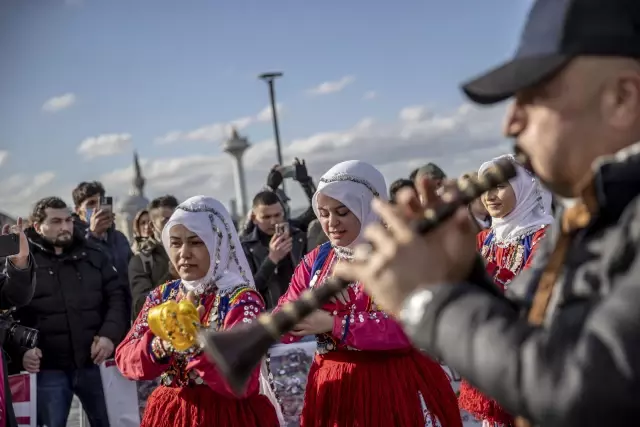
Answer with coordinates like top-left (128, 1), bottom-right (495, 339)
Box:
top-left (0, 0), bottom-right (532, 217)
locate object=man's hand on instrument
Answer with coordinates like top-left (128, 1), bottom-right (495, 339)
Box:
top-left (333, 193), bottom-right (476, 316)
top-left (291, 310), bottom-right (334, 336)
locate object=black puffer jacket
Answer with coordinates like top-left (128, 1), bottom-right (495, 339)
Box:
top-left (241, 224), bottom-right (307, 309)
top-left (8, 228), bottom-right (128, 371)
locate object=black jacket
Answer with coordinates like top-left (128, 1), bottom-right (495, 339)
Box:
top-left (129, 239), bottom-right (170, 319)
top-left (8, 228), bottom-right (128, 372)
top-left (306, 219), bottom-right (329, 252)
top-left (73, 215), bottom-right (133, 320)
top-left (0, 256), bottom-right (36, 427)
top-left (408, 144), bottom-right (640, 427)
top-left (241, 224), bottom-right (307, 309)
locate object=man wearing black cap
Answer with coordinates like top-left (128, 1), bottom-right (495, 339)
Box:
top-left (335, 0), bottom-right (640, 426)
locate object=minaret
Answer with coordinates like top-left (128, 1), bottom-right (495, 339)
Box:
top-left (114, 151), bottom-right (149, 242)
top-left (223, 128), bottom-right (250, 217)
top-left (131, 150), bottom-right (146, 197)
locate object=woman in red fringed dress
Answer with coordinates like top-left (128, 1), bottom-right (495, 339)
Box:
top-left (273, 160), bottom-right (463, 427)
top-left (457, 155), bottom-right (553, 427)
top-left (115, 196), bottom-right (279, 427)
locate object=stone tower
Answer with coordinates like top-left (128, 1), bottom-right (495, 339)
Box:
top-left (116, 151), bottom-right (150, 242)
top-left (223, 128), bottom-right (250, 218)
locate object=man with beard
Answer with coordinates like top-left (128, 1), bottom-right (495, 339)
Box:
top-left (128, 195), bottom-right (179, 319)
top-left (7, 197), bottom-right (128, 427)
top-left (241, 191), bottom-right (307, 309)
top-left (335, 0), bottom-right (640, 426)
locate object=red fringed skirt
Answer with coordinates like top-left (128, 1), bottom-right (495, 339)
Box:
top-left (142, 385), bottom-right (280, 427)
top-left (300, 349), bottom-right (463, 427)
top-left (458, 380), bottom-right (514, 426)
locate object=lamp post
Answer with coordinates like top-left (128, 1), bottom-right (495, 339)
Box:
top-left (258, 72), bottom-right (289, 198)
top-left (258, 72), bottom-right (284, 166)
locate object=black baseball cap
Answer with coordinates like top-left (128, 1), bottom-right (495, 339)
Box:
top-left (462, 0), bottom-right (640, 105)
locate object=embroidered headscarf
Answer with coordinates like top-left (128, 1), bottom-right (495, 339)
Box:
top-left (161, 195), bottom-right (255, 294)
top-left (478, 154), bottom-right (554, 243)
top-left (312, 160), bottom-right (388, 257)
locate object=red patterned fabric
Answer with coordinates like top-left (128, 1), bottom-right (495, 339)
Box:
top-left (458, 228), bottom-right (547, 426)
top-left (476, 229), bottom-right (546, 288)
top-left (275, 246), bottom-right (463, 427)
top-left (301, 349), bottom-right (462, 427)
top-left (142, 385), bottom-right (278, 427)
top-left (277, 247), bottom-right (412, 350)
top-left (115, 280), bottom-right (279, 426)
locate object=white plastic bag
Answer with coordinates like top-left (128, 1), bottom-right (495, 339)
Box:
top-left (9, 372), bottom-right (37, 427)
top-left (99, 359), bottom-right (141, 427)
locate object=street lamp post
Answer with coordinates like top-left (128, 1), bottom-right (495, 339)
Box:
top-left (258, 71), bottom-right (284, 166)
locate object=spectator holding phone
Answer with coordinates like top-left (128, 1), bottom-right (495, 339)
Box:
top-left (0, 217), bottom-right (35, 427)
top-left (241, 191), bottom-right (307, 309)
top-left (72, 181), bottom-right (133, 318)
top-left (242, 158), bottom-right (317, 236)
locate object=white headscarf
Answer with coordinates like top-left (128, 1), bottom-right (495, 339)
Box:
top-left (162, 195), bottom-right (255, 294)
top-left (478, 154), bottom-right (554, 243)
top-left (312, 160), bottom-right (388, 255)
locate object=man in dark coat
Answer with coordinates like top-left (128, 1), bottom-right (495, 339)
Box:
top-left (336, 1), bottom-right (640, 426)
top-left (72, 181), bottom-right (133, 320)
top-left (241, 191), bottom-right (307, 309)
top-left (0, 218), bottom-right (35, 427)
top-left (7, 197), bottom-right (128, 427)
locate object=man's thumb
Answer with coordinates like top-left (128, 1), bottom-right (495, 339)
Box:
top-left (35, 348), bottom-right (42, 358)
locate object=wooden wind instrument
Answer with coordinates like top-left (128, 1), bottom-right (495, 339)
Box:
top-left (198, 155), bottom-right (521, 394)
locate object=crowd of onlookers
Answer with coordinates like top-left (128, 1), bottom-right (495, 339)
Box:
top-left (0, 156), bottom-right (501, 427)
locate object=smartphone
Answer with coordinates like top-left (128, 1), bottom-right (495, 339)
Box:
top-left (85, 207), bottom-right (94, 223)
top-left (280, 165), bottom-right (296, 179)
top-left (275, 222), bottom-right (290, 236)
top-left (0, 233), bottom-right (20, 258)
top-left (100, 196), bottom-right (113, 212)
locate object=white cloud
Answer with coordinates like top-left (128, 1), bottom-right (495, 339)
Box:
top-left (77, 133), bottom-right (132, 160)
top-left (306, 75), bottom-right (355, 96)
top-left (155, 103), bottom-right (283, 145)
top-left (42, 93), bottom-right (76, 113)
top-left (399, 105), bottom-right (432, 122)
top-left (0, 151), bottom-right (8, 167)
top-left (100, 102), bottom-right (509, 216)
top-left (256, 103), bottom-right (283, 123)
top-left (363, 91), bottom-right (377, 100)
top-left (0, 172), bottom-right (59, 218)
top-left (2, 102), bottom-right (512, 219)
